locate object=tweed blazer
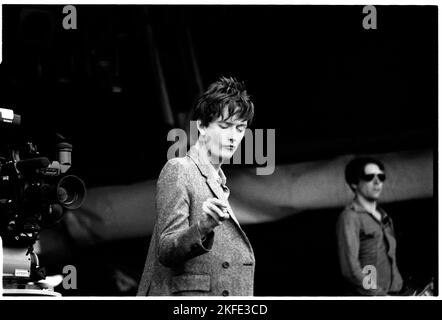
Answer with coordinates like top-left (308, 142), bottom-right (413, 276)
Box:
top-left (137, 145), bottom-right (255, 296)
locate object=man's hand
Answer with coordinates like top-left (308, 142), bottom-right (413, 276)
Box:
top-left (198, 198), bottom-right (230, 236)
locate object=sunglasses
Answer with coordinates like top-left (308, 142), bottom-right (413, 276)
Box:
top-left (360, 173), bottom-right (386, 182)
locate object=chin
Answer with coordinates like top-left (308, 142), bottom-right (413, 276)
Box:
top-left (221, 150), bottom-right (234, 158)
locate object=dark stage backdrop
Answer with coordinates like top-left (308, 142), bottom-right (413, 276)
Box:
top-left (0, 5), bottom-right (437, 296)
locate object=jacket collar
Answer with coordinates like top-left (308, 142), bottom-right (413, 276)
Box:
top-left (187, 143), bottom-right (227, 186)
top-left (348, 200), bottom-right (390, 225)
top-left (187, 144), bottom-right (241, 227)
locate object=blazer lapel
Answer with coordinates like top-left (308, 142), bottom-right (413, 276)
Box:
top-left (187, 145), bottom-right (243, 229)
top-left (206, 176), bottom-right (227, 201)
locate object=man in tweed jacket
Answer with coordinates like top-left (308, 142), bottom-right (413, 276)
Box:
top-left (137, 77), bottom-right (256, 296)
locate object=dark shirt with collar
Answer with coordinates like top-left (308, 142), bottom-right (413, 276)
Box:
top-left (336, 201), bottom-right (403, 295)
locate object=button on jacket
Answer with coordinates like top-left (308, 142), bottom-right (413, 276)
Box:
top-left (336, 202), bottom-right (403, 295)
top-left (137, 145), bottom-right (255, 296)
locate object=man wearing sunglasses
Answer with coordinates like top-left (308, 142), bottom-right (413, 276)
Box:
top-left (336, 157), bottom-right (403, 295)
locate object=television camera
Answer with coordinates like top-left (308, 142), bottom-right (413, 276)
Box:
top-left (0, 107), bottom-right (86, 296)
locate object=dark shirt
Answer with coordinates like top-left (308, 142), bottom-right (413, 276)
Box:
top-left (336, 201), bottom-right (403, 295)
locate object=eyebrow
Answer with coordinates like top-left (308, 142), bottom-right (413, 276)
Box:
top-left (219, 120), bottom-right (247, 126)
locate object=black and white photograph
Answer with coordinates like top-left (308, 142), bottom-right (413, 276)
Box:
top-left (0, 2), bottom-right (437, 303)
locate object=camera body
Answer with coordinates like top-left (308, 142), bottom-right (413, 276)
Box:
top-left (0, 143), bottom-right (85, 248)
top-left (1, 108), bottom-right (86, 293)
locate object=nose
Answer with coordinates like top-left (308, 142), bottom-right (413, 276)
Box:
top-left (228, 129), bottom-right (240, 144)
top-left (373, 176), bottom-right (382, 184)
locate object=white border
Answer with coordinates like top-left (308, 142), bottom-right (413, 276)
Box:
top-left (0, 1), bottom-right (440, 5)
top-left (0, 0), bottom-right (439, 301)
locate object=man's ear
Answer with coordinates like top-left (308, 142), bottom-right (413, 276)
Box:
top-left (350, 183), bottom-right (358, 192)
top-left (196, 120), bottom-right (206, 136)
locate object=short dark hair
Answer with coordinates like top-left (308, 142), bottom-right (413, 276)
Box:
top-left (192, 76), bottom-right (255, 127)
top-left (345, 157), bottom-right (385, 190)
